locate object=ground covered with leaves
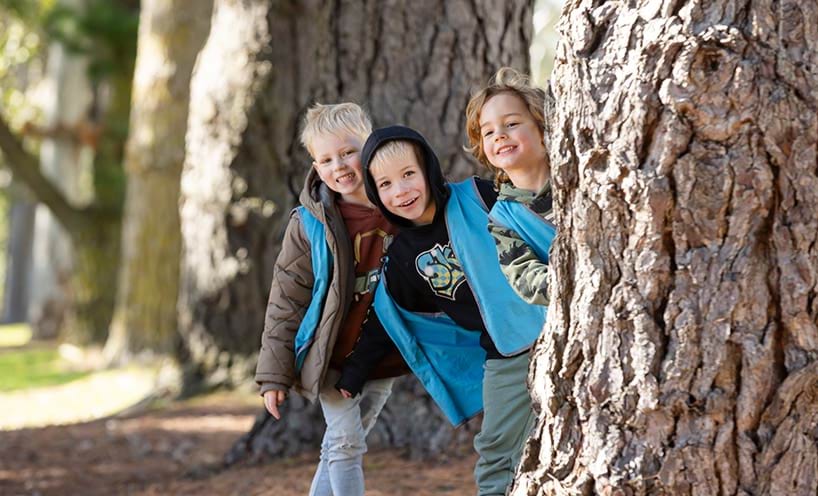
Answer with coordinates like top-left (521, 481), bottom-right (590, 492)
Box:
top-left (0, 391), bottom-right (477, 495)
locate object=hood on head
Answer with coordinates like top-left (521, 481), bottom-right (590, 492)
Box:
top-left (361, 125), bottom-right (449, 227)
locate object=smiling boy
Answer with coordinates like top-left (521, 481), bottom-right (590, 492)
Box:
top-left (255, 103), bottom-right (406, 496)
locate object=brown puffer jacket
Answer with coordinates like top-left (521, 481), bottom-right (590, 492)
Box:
top-left (254, 168), bottom-right (356, 402)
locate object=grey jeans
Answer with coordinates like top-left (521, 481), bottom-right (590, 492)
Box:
top-left (309, 370), bottom-right (394, 496)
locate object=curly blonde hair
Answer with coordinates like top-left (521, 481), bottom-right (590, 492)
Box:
top-left (465, 68), bottom-right (552, 184)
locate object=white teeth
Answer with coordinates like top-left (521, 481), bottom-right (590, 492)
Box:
top-left (399, 198), bottom-right (417, 207)
top-left (336, 173), bottom-right (355, 182)
top-left (497, 145), bottom-right (515, 154)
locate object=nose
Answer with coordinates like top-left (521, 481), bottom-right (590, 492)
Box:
top-left (331, 157), bottom-right (346, 170)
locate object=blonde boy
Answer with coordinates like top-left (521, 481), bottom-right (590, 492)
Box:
top-left (255, 103), bottom-right (405, 496)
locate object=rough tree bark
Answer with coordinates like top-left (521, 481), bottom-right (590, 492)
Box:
top-left (102, 0), bottom-right (212, 362)
top-left (179, 0), bottom-right (533, 460)
top-left (514, 1), bottom-right (818, 494)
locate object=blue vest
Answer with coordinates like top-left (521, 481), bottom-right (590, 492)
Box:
top-left (446, 180), bottom-right (547, 355)
top-left (489, 199), bottom-right (556, 263)
top-left (372, 281), bottom-right (486, 426)
top-left (293, 207), bottom-right (333, 371)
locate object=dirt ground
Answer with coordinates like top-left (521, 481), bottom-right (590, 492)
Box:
top-left (0, 392), bottom-right (478, 495)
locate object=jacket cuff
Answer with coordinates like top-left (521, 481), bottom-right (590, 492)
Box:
top-left (258, 382), bottom-right (289, 397)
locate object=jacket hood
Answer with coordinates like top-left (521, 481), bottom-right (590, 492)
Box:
top-left (361, 125), bottom-right (449, 228)
top-left (298, 166), bottom-right (335, 220)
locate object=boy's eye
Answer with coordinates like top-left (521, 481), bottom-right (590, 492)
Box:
top-left (404, 170), bottom-right (415, 178)
top-left (507, 122), bottom-right (519, 127)
top-left (378, 181), bottom-right (390, 189)
top-left (341, 149), bottom-right (355, 158)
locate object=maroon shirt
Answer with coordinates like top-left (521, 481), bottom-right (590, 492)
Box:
top-left (330, 199), bottom-right (406, 378)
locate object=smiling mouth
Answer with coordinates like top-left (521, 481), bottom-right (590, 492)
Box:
top-left (336, 172), bottom-right (356, 183)
top-left (397, 197), bottom-right (418, 208)
top-left (496, 145), bottom-right (516, 155)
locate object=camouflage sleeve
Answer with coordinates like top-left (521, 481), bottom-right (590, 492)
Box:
top-left (488, 219), bottom-right (550, 306)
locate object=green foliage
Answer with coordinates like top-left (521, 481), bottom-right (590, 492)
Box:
top-left (0, 347), bottom-right (89, 392)
top-left (0, 7), bottom-right (45, 128)
top-left (44, 0), bottom-right (138, 81)
top-left (0, 0), bottom-right (54, 23)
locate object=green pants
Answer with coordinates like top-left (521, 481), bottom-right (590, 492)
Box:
top-left (473, 352), bottom-right (535, 496)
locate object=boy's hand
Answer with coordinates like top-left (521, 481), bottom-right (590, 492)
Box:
top-left (339, 388), bottom-right (353, 399)
top-left (263, 390), bottom-right (287, 419)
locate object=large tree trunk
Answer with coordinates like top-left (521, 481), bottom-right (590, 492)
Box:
top-left (514, 1), bottom-right (818, 494)
top-left (180, 0), bottom-right (533, 459)
top-left (103, 0), bottom-right (212, 362)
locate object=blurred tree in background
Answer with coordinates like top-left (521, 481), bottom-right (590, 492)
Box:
top-left (0, 0), bottom-right (138, 344)
top-left (102, 0), bottom-right (212, 363)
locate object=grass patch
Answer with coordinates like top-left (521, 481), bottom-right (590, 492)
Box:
top-left (0, 323), bottom-right (32, 347)
top-left (0, 347), bottom-right (89, 392)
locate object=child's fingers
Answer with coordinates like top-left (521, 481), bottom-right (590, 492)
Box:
top-left (266, 397), bottom-right (281, 419)
top-left (263, 391), bottom-right (285, 419)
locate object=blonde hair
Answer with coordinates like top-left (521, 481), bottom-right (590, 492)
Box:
top-left (368, 140), bottom-right (424, 173)
top-left (465, 67), bottom-right (553, 184)
top-left (300, 102), bottom-right (372, 157)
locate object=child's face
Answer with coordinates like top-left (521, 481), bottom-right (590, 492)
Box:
top-left (479, 93), bottom-right (546, 175)
top-left (370, 147), bottom-right (436, 225)
top-left (311, 132), bottom-right (367, 202)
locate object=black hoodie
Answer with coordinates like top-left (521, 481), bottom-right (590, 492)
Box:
top-left (336, 126), bottom-right (505, 395)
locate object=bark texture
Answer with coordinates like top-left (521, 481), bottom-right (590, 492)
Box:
top-left (179, 0), bottom-right (532, 458)
top-left (514, 1), bottom-right (818, 495)
top-left (103, 0), bottom-right (212, 361)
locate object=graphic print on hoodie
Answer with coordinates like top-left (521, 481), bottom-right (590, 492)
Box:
top-left (415, 242), bottom-right (466, 300)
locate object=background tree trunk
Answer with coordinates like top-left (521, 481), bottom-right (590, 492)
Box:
top-left (103, 0), bottom-right (212, 362)
top-left (1, 194), bottom-right (34, 324)
top-left (27, 23), bottom-right (92, 340)
top-left (179, 0), bottom-right (533, 459)
top-left (514, 1), bottom-right (818, 494)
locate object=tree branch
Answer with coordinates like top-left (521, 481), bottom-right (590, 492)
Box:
top-left (0, 114), bottom-right (89, 234)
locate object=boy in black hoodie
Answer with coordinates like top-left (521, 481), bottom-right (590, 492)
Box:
top-left (337, 126), bottom-right (546, 495)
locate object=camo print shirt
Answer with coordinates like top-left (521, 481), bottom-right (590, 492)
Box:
top-left (487, 181), bottom-right (554, 306)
